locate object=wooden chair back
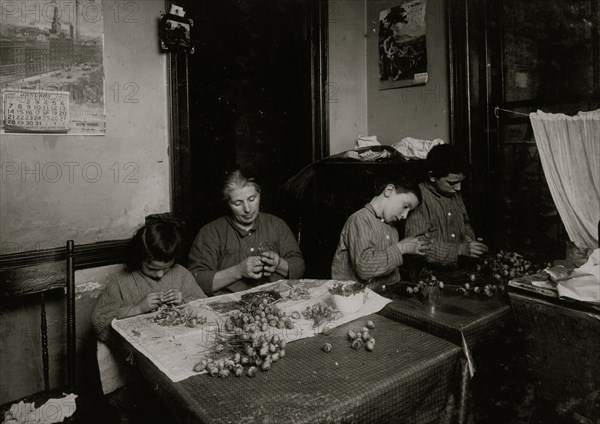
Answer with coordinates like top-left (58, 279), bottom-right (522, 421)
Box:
top-left (0, 240), bottom-right (76, 393)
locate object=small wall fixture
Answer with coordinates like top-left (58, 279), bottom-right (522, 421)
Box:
top-left (159, 4), bottom-right (194, 54)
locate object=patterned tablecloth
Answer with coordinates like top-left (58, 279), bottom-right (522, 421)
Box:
top-left (112, 313), bottom-right (463, 424)
top-left (378, 283), bottom-right (512, 374)
top-left (377, 284), bottom-right (512, 424)
top-left (111, 279), bottom-right (391, 383)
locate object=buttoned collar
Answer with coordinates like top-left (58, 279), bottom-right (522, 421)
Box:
top-left (423, 181), bottom-right (445, 198)
top-left (226, 213), bottom-right (260, 237)
top-left (364, 203), bottom-right (386, 223)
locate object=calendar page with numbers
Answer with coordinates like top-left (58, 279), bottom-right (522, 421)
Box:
top-left (3, 91), bottom-right (70, 133)
top-left (0, 0), bottom-right (106, 136)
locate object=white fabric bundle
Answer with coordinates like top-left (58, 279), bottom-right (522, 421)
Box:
top-left (557, 248), bottom-right (600, 305)
top-left (355, 135), bottom-right (381, 149)
top-left (391, 137), bottom-right (445, 159)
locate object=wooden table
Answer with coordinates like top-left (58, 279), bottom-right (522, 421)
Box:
top-left (112, 314), bottom-right (463, 424)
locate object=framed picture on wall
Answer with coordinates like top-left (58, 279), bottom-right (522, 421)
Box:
top-left (0, 0), bottom-right (106, 135)
top-left (378, 0), bottom-right (428, 90)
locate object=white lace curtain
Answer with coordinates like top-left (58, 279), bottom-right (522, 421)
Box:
top-left (530, 109), bottom-right (600, 249)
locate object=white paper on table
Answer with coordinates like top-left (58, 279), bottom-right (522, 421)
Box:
top-left (111, 279), bottom-right (392, 383)
top-left (531, 280), bottom-right (556, 289)
top-left (557, 248), bottom-right (600, 304)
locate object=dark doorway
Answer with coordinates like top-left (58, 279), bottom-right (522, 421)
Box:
top-left (170, 0), bottom-right (329, 253)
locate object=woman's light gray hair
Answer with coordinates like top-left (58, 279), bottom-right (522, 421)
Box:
top-left (223, 170), bottom-right (261, 200)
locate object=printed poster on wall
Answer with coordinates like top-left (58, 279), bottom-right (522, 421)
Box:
top-left (0, 0), bottom-right (106, 135)
top-left (378, 0), bottom-right (428, 90)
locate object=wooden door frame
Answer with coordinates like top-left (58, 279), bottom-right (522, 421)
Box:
top-left (167, 0), bottom-right (329, 215)
top-left (447, 0), bottom-right (500, 238)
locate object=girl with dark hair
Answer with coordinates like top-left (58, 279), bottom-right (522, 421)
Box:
top-left (92, 215), bottom-right (206, 342)
top-left (125, 216), bottom-right (182, 273)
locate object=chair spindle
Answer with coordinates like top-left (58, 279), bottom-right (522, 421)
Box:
top-left (40, 292), bottom-right (50, 393)
top-left (66, 240), bottom-right (76, 392)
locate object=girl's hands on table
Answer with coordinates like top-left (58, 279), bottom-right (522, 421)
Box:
top-left (162, 289), bottom-right (183, 305)
top-left (137, 292), bottom-right (162, 314)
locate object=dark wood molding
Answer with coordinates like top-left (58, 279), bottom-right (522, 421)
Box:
top-left (0, 239), bottom-right (128, 272)
top-left (594, 0), bottom-right (600, 96)
top-left (497, 95), bottom-right (600, 110)
top-left (447, 0), bottom-right (500, 236)
top-left (168, 50), bottom-right (191, 215)
top-left (165, 0), bottom-right (191, 215)
top-left (447, 0), bottom-right (469, 150)
top-left (310, 0), bottom-right (330, 161)
top-left (447, 0), bottom-right (475, 200)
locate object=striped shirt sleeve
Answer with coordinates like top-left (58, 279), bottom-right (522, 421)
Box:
top-left (344, 211), bottom-right (404, 281)
top-left (406, 203), bottom-right (461, 266)
top-left (405, 184), bottom-right (477, 267)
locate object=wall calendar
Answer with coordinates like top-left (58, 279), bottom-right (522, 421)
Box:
top-left (3, 91), bottom-right (70, 133)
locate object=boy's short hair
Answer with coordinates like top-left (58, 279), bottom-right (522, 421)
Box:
top-left (374, 171), bottom-right (422, 203)
top-left (427, 144), bottom-right (469, 178)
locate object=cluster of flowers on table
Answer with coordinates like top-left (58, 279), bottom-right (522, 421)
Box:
top-left (328, 281), bottom-right (365, 296)
top-left (459, 250), bottom-right (551, 297)
top-left (405, 272), bottom-right (444, 301)
top-left (150, 304), bottom-right (207, 327)
top-left (321, 320), bottom-right (376, 353)
top-left (400, 250), bottom-right (551, 299)
top-left (456, 281), bottom-right (502, 297)
top-left (302, 303), bottom-right (341, 328)
top-left (194, 332), bottom-right (287, 378)
top-left (475, 250), bottom-right (550, 284)
top-left (193, 292), bottom-right (295, 378)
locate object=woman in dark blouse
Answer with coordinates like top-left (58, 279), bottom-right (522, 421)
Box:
top-left (188, 170), bottom-right (305, 296)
